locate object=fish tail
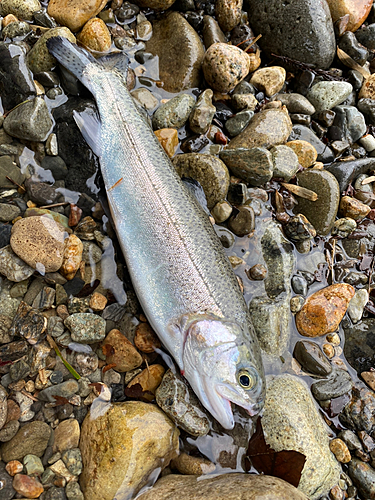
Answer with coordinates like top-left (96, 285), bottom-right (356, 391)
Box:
top-left (46, 36), bottom-right (97, 89)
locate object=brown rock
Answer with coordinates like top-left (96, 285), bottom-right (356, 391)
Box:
top-left (250, 66), bottom-right (286, 97)
top-left (137, 473), bottom-right (309, 500)
top-left (101, 329), bottom-right (143, 372)
top-left (5, 399), bottom-right (21, 423)
top-left (5, 460), bottom-right (23, 476)
top-left (53, 419), bottom-right (80, 453)
top-left (126, 364), bottom-right (165, 401)
top-left (329, 438), bottom-right (351, 463)
top-left (60, 234), bottom-right (83, 280)
top-left (80, 402), bottom-right (179, 500)
top-left (171, 452), bottom-right (215, 475)
top-left (77, 17), bottom-right (111, 52)
top-left (359, 73), bottom-right (375, 99)
top-left (296, 284), bottom-right (355, 337)
top-left (1, 421), bottom-right (51, 462)
top-left (145, 12), bottom-right (204, 93)
top-left (134, 323), bottom-right (161, 353)
top-left (361, 371), bottom-right (375, 391)
top-left (13, 474), bottom-right (44, 498)
top-left (286, 140), bottom-right (318, 168)
top-left (47, 0), bottom-right (107, 32)
top-left (10, 215), bottom-right (67, 273)
top-left (215, 0), bottom-right (242, 32)
top-left (326, 0), bottom-right (372, 32)
top-left (228, 107), bottom-right (292, 150)
top-left (202, 43), bottom-right (250, 93)
top-left (339, 195), bottom-right (371, 220)
top-left (154, 129), bottom-right (179, 158)
top-left (89, 292), bottom-right (108, 311)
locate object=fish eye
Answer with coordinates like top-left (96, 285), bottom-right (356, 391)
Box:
top-left (238, 369), bottom-right (256, 390)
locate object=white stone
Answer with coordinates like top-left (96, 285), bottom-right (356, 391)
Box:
top-left (347, 288), bottom-right (369, 324)
top-left (359, 134), bottom-right (375, 152)
top-left (306, 81), bottom-right (353, 112)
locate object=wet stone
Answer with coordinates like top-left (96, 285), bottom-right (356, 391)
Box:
top-left (38, 379), bottom-right (79, 403)
top-left (9, 358), bottom-right (30, 382)
top-left (294, 169), bottom-right (340, 236)
top-left (202, 15), bottom-right (226, 49)
top-left (347, 289), bottom-right (369, 324)
top-left (227, 206), bottom-right (255, 237)
top-left (3, 96), bottom-right (53, 142)
top-left (41, 156), bottom-right (68, 182)
top-left (276, 93), bottom-right (316, 115)
top-left (64, 313), bottom-right (106, 344)
top-left (332, 217), bottom-right (357, 238)
top-left (13, 473), bottom-right (44, 498)
top-left (189, 89), bottom-right (216, 135)
top-left (284, 214), bottom-right (316, 242)
top-left (339, 196), bottom-right (371, 220)
top-left (289, 125), bottom-right (334, 163)
top-left (77, 17), bottom-right (111, 53)
top-left (153, 94), bottom-right (195, 130)
top-left (9, 301), bottom-right (47, 345)
top-left (311, 367), bottom-right (353, 401)
top-left (347, 458), bottom-right (375, 499)
top-left (0, 0), bottom-right (41, 20)
top-left (219, 147), bottom-right (273, 186)
top-left (332, 105), bottom-right (367, 144)
top-left (339, 430), bottom-right (363, 451)
top-left (291, 275), bottom-right (308, 296)
top-left (330, 438), bottom-right (351, 464)
top-left (0, 245), bottom-right (35, 282)
top-left (0, 223), bottom-right (12, 249)
top-left (231, 93), bottom-right (258, 112)
top-left (247, 0), bottom-right (336, 69)
top-left (61, 448), bottom-right (82, 476)
top-left (102, 329), bottom-right (143, 372)
top-left (0, 420), bottom-right (51, 462)
top-left (270, 145), bottom-right (299, 181)
top-left (250, 67), bottom-right (286, 98)
top-left (145, 12), bottom-right (204, 93)
top-left (343, 318), bottom-right (375, 373)
top-left (294, 341), bottom-right (332, 376)
top-left (225, 111), bottom-right (254, 137)
top-left (156, 369), bottom-right (210, 436)
top-left (25, 180), bottom-right (59, 206)
top-left (326, 157), bottom-right (375, 192)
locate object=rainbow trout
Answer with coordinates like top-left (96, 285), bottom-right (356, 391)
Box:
top-left (47, 37), bottom-right (265, 429)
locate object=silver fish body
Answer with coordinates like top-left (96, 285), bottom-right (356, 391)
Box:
top-left (47, 37), bottom-right (265, 429)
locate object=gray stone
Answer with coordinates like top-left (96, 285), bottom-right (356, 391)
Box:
top-left (246, 0), bottom-right (336, 69)
top-left (4, 96), bottom-right (53, 142)
top-left (145, 12), bottom-right (204, 93)
top-left (311, 367), bottom-right (353, 401)
top-left (331, 106), bottom-right (366, 144)
top-left (41, 156), bottom-right (68, 181)
top-left (347, 289), bottom-right (368, 324)
top-left (358, 97), bottom-right (375, 125)
top-left (0, 203), bottom-right (21, 223)
top-left (173, 153), bottom-right (229, 208)
top-left (276, 93), bottom-right (316, 115)
top-left (156, 369), bottom-right (210, 436)
top-left (307, 81), bottom-right (353, 112)
top-left (291, 275), bottom-right (308, 296)
top-left (326, 157), bottom-right (375, 192)
top-left (62, 448), bottom-right (82, 476)
top-left (189, 89), bottom-right (216, 135)
top-left (0, 156), bottom-right (25, 189)
top-left (347, 458), bottom-right (375, 499)
top-left (356, 23), bottom-right (375, 50)
top-left (9, 358), bottom-right (31, 381)
top-left (0, 420), bottom-right (51, 462)
top-left (262, 374), bottom-right (341, 500)
top-left (225, 110), bottom-right (254, 137)
top-left (64, 313), bottom-right (106, 344)
top-left (293, 341), bottom-right (332, 377)
top-left (339, 384), bottom-right (375, 434)
top-left (270, 145), bottom-right (299, 181)
top-left (0, 461), bottom-right (15, 500)
top-left (338, 32), bottom-right (369, 66)
top-left (338, 430), bottom-right (363, 451)
top-left (343, 318), bottom-right (375, 374)
top-left (2, 20), bottom-right (32, 38)
top-left (152, 94), bottom-right (195, 130)
top-left (294, 169), bottom-right (340, 236)
top-left (38, 379), bottom-right (79, 403)
top-left (289, 124), bottom-right (334, 163)
top-left (331, 217), bottom-right (357, 238)
top-left (137, 473), bottom-right (310, 500)
top-left (0, 419), bottom-right (20, 442)
top-left (66, 482), bottom-right (84, 500)
top-left (24, 454), bottom-right (44, 476)
top-left (219, 147), bottom-right (273, 186)
top-left (0, 245), bottom-right (35, 282)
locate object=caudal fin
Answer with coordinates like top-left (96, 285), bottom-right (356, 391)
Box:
top-left (46, 36), bottom-right (97, 89)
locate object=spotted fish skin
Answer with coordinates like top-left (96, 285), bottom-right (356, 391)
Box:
top-left (46, 37), bottom-right (265, 429)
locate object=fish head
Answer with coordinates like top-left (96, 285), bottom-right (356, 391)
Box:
top-left (182, 315), bottom-right (265, 430)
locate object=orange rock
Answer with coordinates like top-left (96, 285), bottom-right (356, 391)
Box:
top-left (48, 0), bottom-right (107, 32)
top-left (154, 128), bottom-right (179, 158)
top-left (339, 195), bottom-right (371, 220)
top-left (77, 17), bottom-right (111, 52)
top-left (89, 291), bottom-right (108, 311)
top-left (60, 234), bottom-right (83, 280)
top-left (2, 14), bottom-right (18, 27)
top-left (101, 329), bottom-right (143, 372)
top-left (134, 322), bottom-right (161, 353)
top-left (326, 0), bottom-right (372, 32)
top-left (295, 284), bottom-right (355, 337)
top-left (126, 364), bottom-right (165, 401)
top-left (5, 460), bottom-right (23, 476)
top-left (12, 474), bottom-right (44, 498)
top-left (286, 140), bottom-right (318, 168)
top-left (68, 203), bottom-right (82, 227)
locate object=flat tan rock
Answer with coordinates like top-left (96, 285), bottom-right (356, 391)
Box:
top-left (250, 66), bottom-right (286, 97)
top-left (296, 284), bottom-right (355, 337)
top-left (10, 215), bottom-right (67, 274)
top-left (53, 419), bottom-right (80, 453)
top-left (80, 402), bottom-right (179, 500)
top-left (47, 0), bottom-right (107, 32)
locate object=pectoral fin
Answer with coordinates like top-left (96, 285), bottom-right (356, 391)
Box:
top-left (73, 108), bottom-right (102, 157)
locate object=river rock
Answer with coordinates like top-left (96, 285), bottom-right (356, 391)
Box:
top-left (0, 421), bottom-right (51, 462)
top-left (311, 367), bottom-right (353, 401)
top-left (306, 81), bottom-right (353, 112)
top-left (219, 147), bottom-right (273, 185)
top-left (246, 0), bottom-right (336, 69)
top-left (343, 318), bottom-right (375, 373)
top-left (152, 94), bottom-right (195, 130)
top-left (0, 461), bottom-right (15, 500)
top-left (347, 458), bottom-right (375, 499)
top-left (64, 313), bottom-right (106, 343)
top-left (145, 12), bottom-right (204, 92)
top-left (54, 419), bottom-right (80, 453)
top-left (156, 369), bottom-right (210, 436)
top-left (38, 379), bottom-right (79, 402)
top-left (215, 0), bottom-right (242, 32)
top-left (3, 96), bottom-right (53, 142)
top-left (202, 42), bottom-right (250, 93)
top-left (250, 66), bottom-right (286, 97)
top-left (0, 42), bottom-right (36, 112)
top-left (27, 27), bottom-right (76, 74)
top-left (326, 157), bottom-right (375, 191)
top-left (202, 15), bottom-right (226, 49)
top-left (262, 374), bottom-right (341, 499)
top-left (227, 107), bottom-right (292, 150)
top-left (326, 0), bottom-right (373, 32)
top-left (101, 328), bottom-right (143, 372)
top-left (288, 124), bottom-right (334, 163)
top-left (47, 0), bottom-right (107, 32)
top-left (77, 17), bottom-right (111, 52)
top-left (0, 245), bottom-right (35, 282)
top-left (340, 383), bottom-right (375, 434)
top-left (276, 93), bottom-right (316, 115)
top-left (138, 473), bottom-right (309, 500)
top-left (296, 284), bottom-right (355, 337)
top-left (189, 89), bottom-right (216, 135)
top-left (10, 215), bottom-right (67, 274)
top-left (80, 401), bottom-right (179, 500)
top-left (332, 105), bottom-right (367, 143)
top-left (294, 169), bottom-right (340, 236)
top-left (270, 145), bottom-right (299, 181)
top-left (0, 0), bottom-right (41, 20)
top-left (173, 153), bottom-right (229, 208)
top-left (293, 340), bottom-right (332, 377)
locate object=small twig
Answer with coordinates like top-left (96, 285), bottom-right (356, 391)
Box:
top-left (361, 176), bottom-right (375, 185)
top-left (271, 53), bottom-right (348, 81)
top-left (6, 176), bottom-right (26, 193)
top-left (39, 202), bottom-right (69, 209)
top-left (21, 390), bottom-right (39, 402)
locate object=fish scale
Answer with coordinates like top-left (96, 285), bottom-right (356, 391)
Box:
top-left (47, 36), bottom-right (265, 429)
